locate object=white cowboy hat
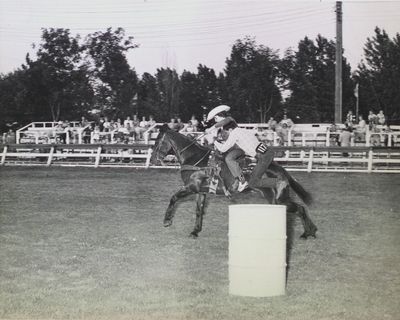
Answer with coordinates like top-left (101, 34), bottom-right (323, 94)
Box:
top-left (206, 105), bottom-right (231, 121)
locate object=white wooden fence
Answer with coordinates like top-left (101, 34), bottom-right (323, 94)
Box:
top-left (1, 144), bottom-right (400, 173)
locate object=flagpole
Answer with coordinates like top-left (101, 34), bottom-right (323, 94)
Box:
top-left (355, 83), bottom-right (359, 120)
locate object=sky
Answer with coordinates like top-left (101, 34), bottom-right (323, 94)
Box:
top-left (0, 0), bottom-right (399, 76)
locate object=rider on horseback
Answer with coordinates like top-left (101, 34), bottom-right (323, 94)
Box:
top-left (206, 105), bottom-right (288, 198)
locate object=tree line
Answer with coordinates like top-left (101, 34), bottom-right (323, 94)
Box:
top-left (0, 27), bottom-right (399, 132)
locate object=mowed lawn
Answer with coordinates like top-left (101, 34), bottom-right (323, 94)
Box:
top-left (0, 167), bottom-right (399, 320)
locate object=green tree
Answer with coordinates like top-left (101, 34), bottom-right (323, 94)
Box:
top-left (154, 68), bottom-right (181, 121)
top-left (0, 69), bottom-right (30, 131)
top-left (178, 65), bottom-right (221, 121)
top-left (85, 27), bottom-right (139, 118)
top-left (23, 28), bottom-right (94, 121)
top-left (137, 72), bottom-right (162, 119)
top-left (281, 35), bottom-right (354, 123)
top-left (223, 37), bottom-right (282, 123)
top-left (356, 27), bottom-right (400, 123)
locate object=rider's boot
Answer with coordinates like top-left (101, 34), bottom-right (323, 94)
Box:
top-left (237, 174), bottom-right (249, 192)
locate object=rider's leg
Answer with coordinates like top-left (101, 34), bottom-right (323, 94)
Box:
top-left (225, 148), bottom-right (245, 179)
top-left (251, 149), bottom-right (288, 199)
top-left (249, 150), bottom-right (277, 189)
top-left (225, 148), bottom-right (247, 191)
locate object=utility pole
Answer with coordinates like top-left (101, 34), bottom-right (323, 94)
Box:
top-left (334, 1), bottom-right (343, 124)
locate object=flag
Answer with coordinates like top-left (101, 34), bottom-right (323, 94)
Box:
top-left (354, 83), bottom-right (359, 98)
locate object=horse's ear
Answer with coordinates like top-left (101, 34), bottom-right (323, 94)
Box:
top-left (159, 123), bottom-right (169, 133)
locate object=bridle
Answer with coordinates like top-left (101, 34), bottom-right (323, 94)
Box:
top-left (153, 131), bottom-right (211, 167)
top-left (152, 131), bottom-right (168, 164)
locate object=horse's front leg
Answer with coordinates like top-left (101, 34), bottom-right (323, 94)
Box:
top-left (164, 186), bottom-right (193, 227)
top-left (191, 193), bottom-right (207, 238)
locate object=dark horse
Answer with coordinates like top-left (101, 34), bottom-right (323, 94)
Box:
top-left (150, 124), bottom-right (317, 239)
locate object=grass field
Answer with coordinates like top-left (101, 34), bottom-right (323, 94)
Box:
top-left (0, 167), bottom-right (399, 320)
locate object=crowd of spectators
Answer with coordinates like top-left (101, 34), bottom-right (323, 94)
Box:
top-left (331, 109), bottom-right (393, 147)
top-left (1, 109), bottom-right (398, 148)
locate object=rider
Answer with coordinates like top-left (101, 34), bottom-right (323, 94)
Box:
top-left (206, 105), bottom-right (288, 198)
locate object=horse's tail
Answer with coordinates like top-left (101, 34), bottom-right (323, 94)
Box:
top-left (270, 162), bottom-right (313, 206)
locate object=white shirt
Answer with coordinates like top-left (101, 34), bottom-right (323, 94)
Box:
top-left (214, 127), bottom-right (260, 157)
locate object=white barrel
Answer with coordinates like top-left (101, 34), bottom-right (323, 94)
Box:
top-left (229, 204), bottom-right (286, 297)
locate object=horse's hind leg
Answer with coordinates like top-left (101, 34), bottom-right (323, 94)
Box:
top-left (287, 201), bottom-right (318, 239)
top-left (164, 186), bottom-right (192, 227)
top-left (190, 193), bottom-right (207, 238)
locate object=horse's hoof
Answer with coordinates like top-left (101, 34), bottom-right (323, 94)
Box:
top-left (163, 220), bottom-right (172, 227)
top-left (300, 232), bottom-right (317, 239)
top-left (189, 232), bottom-right (198, 238)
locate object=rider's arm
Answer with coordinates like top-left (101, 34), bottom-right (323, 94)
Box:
top-left (214, 129), bottom-right (238, 153)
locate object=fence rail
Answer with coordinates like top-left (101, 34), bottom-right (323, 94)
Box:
top-left (1, 144), bottom-right (400, 173)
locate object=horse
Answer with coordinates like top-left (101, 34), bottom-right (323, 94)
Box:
top-left (150, 124), bottom-right (318, 239)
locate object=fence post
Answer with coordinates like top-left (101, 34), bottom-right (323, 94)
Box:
top-left (1, 146), bottom-right (7, 165)
top-left (307, 149), bottom-right (314, 173)
top-left (47, 146), bottom-right (55, 166)
top-left (365, 131), bottom-right (371, 147)
top-left (94, 146), bottom-right (102, 168)
top-left (273, 132), bottom-right (278, 146)
top-left (145, 148), bottom-right (152, 168)
top-left (367, 149), bottom-right (373, 173)
top-left (326, 130), bottom-right (330, 146)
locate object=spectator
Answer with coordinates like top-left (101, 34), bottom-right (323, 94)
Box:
top-left (92, 125), bottom-right (101, 143)
top-left (54, 121), bottom-right (66, 144)
top-left (167, 118), bottom-right (176, 131)
top-left (176, 117), bottom-right (185, 132)
top-left (345, 110), bottom-right (356, 127)
top-left (369, 125), bottom-right (381, 146)
top-left (82, 124), bottom-right (93, 144)
top-left (328, 123), bottom-right (340, 146)
top-left (139, 116), bottom-right (148, 129)
top-left (132, 114), bottom-right (140, 128)
top-left (180, 122), bottom-right (196, 135)
top-left (279, 114), bottom-right (294, 129)
top-left (367, 110), bottom-right (377, 124)
top-left (136, 116), bottom-right (149, 140)
top-left (147, 115), bottom-right (156, 128)
top-left (377, 110), bottom-right (386, 125)
top-left (267, 117), bottom-right (278, 131)
top-left (109, 119), bottom-right (116, 131)
top-left (103, 117), bottom-right (112, 132)
top-left (98, 116), bottom-right (105, 132)
top-left (276, 123), bottom-right (290, 146)
top-left (63, 121), bottom-right (73, 144)
top-left (339, 125), bottom-right (353, 157)
top-left (115, 118), bottom-right (123, 130)
top-left (198, 114), bottom-right (209, 132)
top-left (79, 116), bottom-right (90, 127)
top-left (117, 122), bottom-right (129, 143)
top-left (5, 129), bottom-right (16, 144)
top-left (189, 115), bottom-right (199, 131)
top-left (354, 115), bottom-right (367, 142)
top-left (124, 116), bottom-right (133, 128)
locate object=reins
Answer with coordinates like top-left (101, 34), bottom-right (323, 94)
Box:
top-left (167, 131), bottom-right (211, 167)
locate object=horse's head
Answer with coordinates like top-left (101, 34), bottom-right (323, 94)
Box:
top-left (151, 124), bottom-right (211, 166)
top-left (150, 124), bottom-right (173, 165)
